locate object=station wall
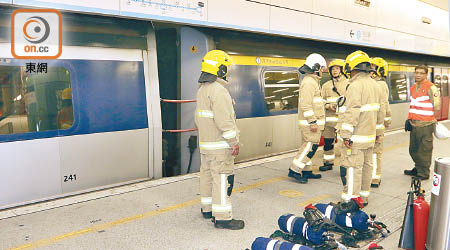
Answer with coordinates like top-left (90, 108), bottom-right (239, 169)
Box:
top-left (3, 0), bottom-right (450, 56)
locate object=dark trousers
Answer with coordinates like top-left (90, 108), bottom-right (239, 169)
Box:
top-left (409, 124), bottom-right (434, 178)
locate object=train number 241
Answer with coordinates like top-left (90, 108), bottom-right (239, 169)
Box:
top-left (64, 174), bottom-right (77, 182)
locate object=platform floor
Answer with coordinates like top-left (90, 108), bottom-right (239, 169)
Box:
top-left (1, 122), bottom-right (449, 250)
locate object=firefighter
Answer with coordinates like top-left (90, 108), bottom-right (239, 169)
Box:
top-left (319, 59), bottom-right (349, 172)
top-left (370, 57), bottom-right (392, 187)
top-left (339, 50), bottom-right (385, 206)
top-left (288, 53), bottom-right (326, 184)
top-left (404, 65), bottom-right (440, 180)
top-left (194, 50), bottom-right (244, 230)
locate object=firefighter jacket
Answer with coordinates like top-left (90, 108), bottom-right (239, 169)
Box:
top-left (298, 74), bottom-right (325, 129)
top-left (374, 79), bottom-right (389, 136)
top-left (195, 78), bottom-right (239, 155)
top-left (408, 80), bottom-right (440, 127)
top-left (338, 72), bottom-right (385, 149)
top-left (321, 75), bottom-right (349, 128)
top-left (375, 78), bottom-right (392, 129)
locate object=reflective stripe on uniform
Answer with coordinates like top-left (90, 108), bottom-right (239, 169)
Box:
top-left (303, 110), bottom-right (314, 117)
top-left (376, 124), bottom-right (385, 130)
top-left (201, 197), bottom-right (212, 205)
top-left (199, 141), bottom-right (231, 150)
top-left (212, 204), bottom-right (232, 212)
top-left (360, 103), bottom-right (380, 112)
top-left (327, 97), bottom-right (339, 103)
top-left (196, 109), bottom-right (214, 118)
top-left (411, 101), bottom-right (433, 108)
top-left (221, 174), bottom-right (226, 205)
top-left (409, 109), bottom-right (434, 116)
top-left (324, 154), bottom-right (335, 160)
top-left (293, 142), bottom-right (312, 169)
top-left (360, 191), bottom-right (370, 197)
top-left (298, 120), bottom-right (325, 126)
top-left (350, 134), bottom-right (376, 143)
top-left (372, 153), bottom-right (378, 179)
top-left (347, 167), bottom-right (354, 200)
top-left (412, 96), bottom-right (430, 102)
top-left (326, 116), bottom-right (339, 122)
top-left (313, 97), bottom-right (324, 103)
top-left (341, 123), bottom-right (354, 133)
top-left (384, 117), bottom-right (391, 121)
top-left (222, 129), bottom-right (237, 139)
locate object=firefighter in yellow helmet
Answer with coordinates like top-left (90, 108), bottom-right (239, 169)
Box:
top-left (194, 50), bottom-right (244, 230)
top-left (339, 51), bottom-right (385, 206)
top-left (56, 88), bottom-right (74, 129)
top-left (369, 57), bottom-right (392, 187)
top-left (288, 53), bottom-right (326, 184)
top-left (319, 59), bottom-right (349, 172)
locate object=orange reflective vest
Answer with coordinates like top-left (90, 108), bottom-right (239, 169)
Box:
top-left (408, 80), bottom-right (435, 121)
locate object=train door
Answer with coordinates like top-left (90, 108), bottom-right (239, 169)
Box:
top-left (440, 68), bottom-right (449, 120)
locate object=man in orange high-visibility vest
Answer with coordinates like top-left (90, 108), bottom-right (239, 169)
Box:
top-left (404, 65), bottom-right (440, 180)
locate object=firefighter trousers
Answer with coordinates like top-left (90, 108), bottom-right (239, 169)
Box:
top-left (200, 153), bottom-right (235, 221)
top-left (290, 127), bottom-right (321, 173)
top-left (372, 135), bottom-right (384, 185)
top-left (409, 124), bottom-right (434, 179)
top-left (322, 125), bottom-right (336, 166)
top-left (341, 147), bottom-right (374, 204)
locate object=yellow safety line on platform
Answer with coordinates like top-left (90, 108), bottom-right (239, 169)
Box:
top-left (7, 176), bottom-right (288, 250)
top-left (297, 194), bottom-right (332, 207)
top-left (384, 142), bottom-right (409, 152)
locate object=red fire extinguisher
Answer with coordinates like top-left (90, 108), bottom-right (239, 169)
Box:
top-left (413, 178), bottom-right (430, 250)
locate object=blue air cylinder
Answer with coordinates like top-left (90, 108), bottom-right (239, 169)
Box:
top-left (315, 203), bottom-right (369, 231)
top-left (251, 237), bottom-right (313, 250)
top-left (278, 214), bottom-right (326, 245)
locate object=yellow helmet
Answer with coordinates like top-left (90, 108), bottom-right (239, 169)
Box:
top-left (344, 50), bottom-right (372, 77)
top-left (328, 59), bottom-right (345, 73)
top-left (371, 57), bottom-right (388, 77)
top-left (201, 50), bottom-right (233, 78)
top-left (62, 88), bottom-right (72, 100)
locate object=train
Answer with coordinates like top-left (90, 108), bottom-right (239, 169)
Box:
top-left (0, 4), bottom-right (449, 209)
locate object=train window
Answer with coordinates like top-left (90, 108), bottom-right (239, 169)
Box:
top-left (389, 73), bottom-right (408, 102)
top-left (264, 71), bottom-right (299, 112)
top-left (0, 66), bottom-right (72, 135)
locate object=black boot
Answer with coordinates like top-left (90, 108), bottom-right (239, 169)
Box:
top-left (201, 209), bottom-right (212, 219)
top-left (214, 219), bottom-right (245, 230)
top-left (288, 169), bottom-right (308, 184)
top-left (371, 180), bottom-right (381, 188)
top-left (319, 163), bottom-right (333, 171)
top-left (340, 166), bottom-right (347, 186)
top-left (302, 171), bottom-right (322, 179)
top-left (404, 168), bottom-right (417, 176)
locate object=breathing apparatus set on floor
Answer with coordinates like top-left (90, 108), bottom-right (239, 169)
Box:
top-left (251, 198), bottom-right (389, 250)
